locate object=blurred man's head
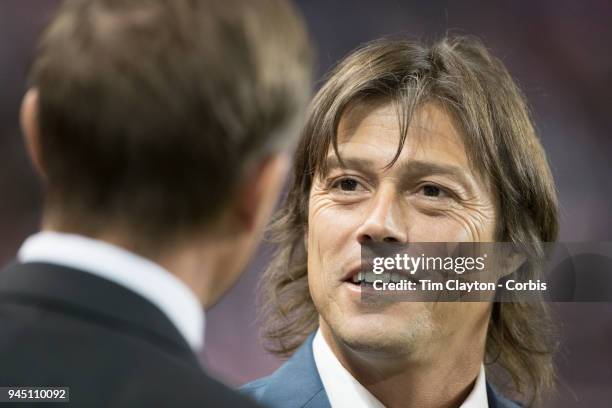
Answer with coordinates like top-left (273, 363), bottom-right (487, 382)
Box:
top-left (261, 36), bottom-right (558, 403)
top-left (20, 0), bottom-right (313, 307)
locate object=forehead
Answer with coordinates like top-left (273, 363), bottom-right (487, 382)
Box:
top-left (335, 101), bottom-right (470, 170)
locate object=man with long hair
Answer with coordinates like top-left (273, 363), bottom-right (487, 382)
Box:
top-left (243, 36), bottom-right (558, 408)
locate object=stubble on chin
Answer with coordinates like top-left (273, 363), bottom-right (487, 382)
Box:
top-left (323, 306), bottom-right (439, 358)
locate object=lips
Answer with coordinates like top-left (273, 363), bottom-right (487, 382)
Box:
top-left (342, 264), bottom-right (362, 284)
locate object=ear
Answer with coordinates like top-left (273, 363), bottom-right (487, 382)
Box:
top-left (234, 152), bottom-right (290, 233)
top-left (20, 89), bottom-right (46, 179)
top-left (497, 247), bottom-right (528, 280)
top-left (504, 251), bottom-right (527, 274)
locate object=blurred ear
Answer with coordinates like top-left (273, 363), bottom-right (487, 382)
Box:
top-left (20, 89), bottom-right (46, 179)
top-left (506, 251), bottom-right (528, 274)
top-left (234, 152), bottom-right (290, 234)
top-left (497, 247), bottom-right (528, 280)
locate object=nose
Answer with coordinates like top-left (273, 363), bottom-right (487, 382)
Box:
top-left (356, 186), bottom-right (408, 244)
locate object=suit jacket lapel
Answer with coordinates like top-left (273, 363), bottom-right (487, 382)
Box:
top-left (486, 382), bottom-right (522, 408)
top-left (253, 333), bottom-right (331, 408)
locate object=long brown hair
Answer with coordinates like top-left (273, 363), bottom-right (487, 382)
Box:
top-left (258, 36), bottom-right (559, 406)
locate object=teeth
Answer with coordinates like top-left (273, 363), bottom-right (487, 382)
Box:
top-left (351, 272), bottom-right (405, 284)
top-left (366, 272), bottom-right (392, 283)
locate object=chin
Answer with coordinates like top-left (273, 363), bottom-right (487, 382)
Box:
top-left (328, 310), bottom-right (435, 356)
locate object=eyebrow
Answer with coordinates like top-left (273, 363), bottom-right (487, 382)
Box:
top-left (321, 155), bottom-right (475, 190)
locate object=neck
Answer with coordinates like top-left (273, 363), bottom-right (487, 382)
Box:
top-left (40, 219), bottom-right (225, 308)
top-left (320, 321), bottom-right (488, 408)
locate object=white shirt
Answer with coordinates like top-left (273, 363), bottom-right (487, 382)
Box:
top-left (17, 231), bottom-right (205, 351)
top-left (313, 329), bottom-right (489, 408)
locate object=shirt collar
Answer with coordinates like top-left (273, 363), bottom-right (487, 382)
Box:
top-left (17, 231), bottom-right (205, 351)
top-left (462, 363), bottom-right (488, 408)
top-left (312, 329), bottom-right (488, 408)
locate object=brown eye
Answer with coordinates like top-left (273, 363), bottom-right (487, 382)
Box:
top-left (339, 179), bottom-right (358, 191)
top-left (331, 177), bottom-right (365, 193)
top-left (422, 184), bottom-right (441, 197)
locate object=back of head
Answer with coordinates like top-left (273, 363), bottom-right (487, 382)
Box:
top-left (29, 0), bottom-right (313, 252)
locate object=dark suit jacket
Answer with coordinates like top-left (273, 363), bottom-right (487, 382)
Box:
top-left (242, 333), bottom-right (521, 408)
top-left (0, 262), bottom-right (258, 407)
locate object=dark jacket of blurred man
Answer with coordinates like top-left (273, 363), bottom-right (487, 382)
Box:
top-left (0, 0), bottom-right (312, 406)
top-left (243, 36), bottom-right (559, 408)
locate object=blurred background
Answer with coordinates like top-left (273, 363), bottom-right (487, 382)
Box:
top-left (1, 0), bottom-right (610, 406)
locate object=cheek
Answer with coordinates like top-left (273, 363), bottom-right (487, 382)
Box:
top-left (412, 204), bottom-right (496, 242)
top-left (434, 302), bottom-right (492, 336)
top-left (307, 193), bottom-right (363, 258)
top-left (306, 192), bottom-right (364, 293)
top-left (447, 205), bottom-right (496, 241)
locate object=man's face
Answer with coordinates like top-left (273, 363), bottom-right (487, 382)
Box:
top-left (307, 101), bottom-right (497, 356)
